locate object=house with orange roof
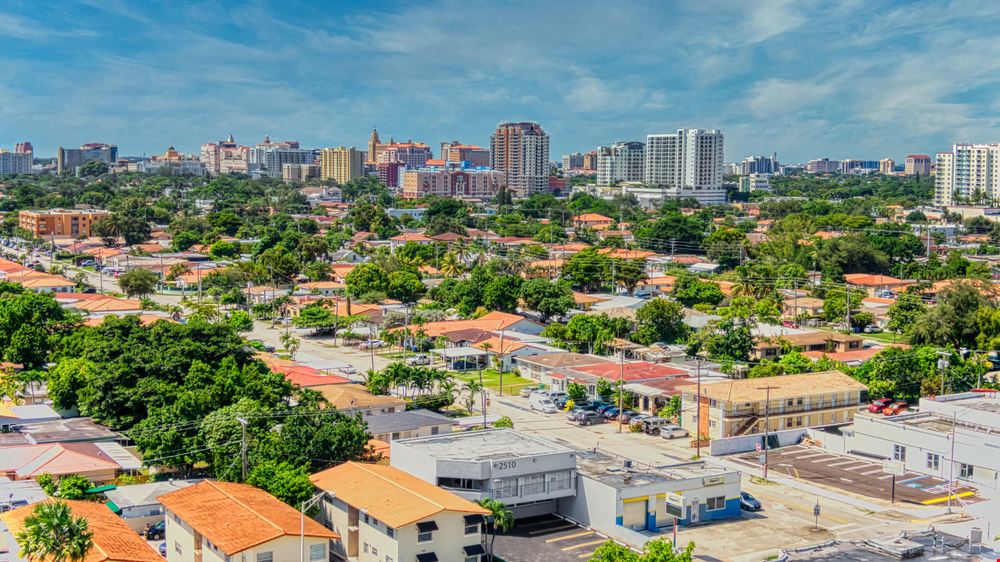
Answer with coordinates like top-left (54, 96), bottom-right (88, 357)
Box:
top-left (310, 462), bottom-right (489, 562)
top-left (843, 273), bottom-right (912, 296)
top-left (1, 500), bottom-right (161, 562)
top-left (572, 213), bottom-right (614, 230)
top-left (296, 280), bottom-right (346, 296)
top-left (396, 311), bottom-right (544, 339)
top-left (0, 270), bottom-right (77, 293)
top-left (0, 442), bottom-right (141, 483)
top-left (330, 263), bottom-right (358, 282)
top-left (597, 248), bottom-right (657, 260)
top-left (159, 480), bottom-right (337, 562)
top-left (85, 246), bottom-right (123, 261)
top-left (471, 336), bottom-right (555, 370)
top-left (572, 291), bottom-right (610, 311)
top-left (523, 259), bottom-right (564, 279)
top-left (56, 293), bottom-right (143, 313)
top-left (82, 313), bottom-right (176, 327)
top-left (390, 232), bottom-right (434, 249)
top-left (271, 364), bottom-right (352, 388)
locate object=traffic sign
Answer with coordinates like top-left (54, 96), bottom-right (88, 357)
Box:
top-left (883, 460), bottom-right (905, 476)
top-left (755, 442), bottom-right (762, 453)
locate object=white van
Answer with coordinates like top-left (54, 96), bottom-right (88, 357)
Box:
top-left (529, 393), bottom-right (558, 413)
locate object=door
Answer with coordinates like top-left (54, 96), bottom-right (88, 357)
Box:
top-left (622, 500), bottom-right (646, 530)
top-left (688, 501), bottom-right (700, 523)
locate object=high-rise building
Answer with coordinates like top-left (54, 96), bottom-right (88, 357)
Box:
top-left (375, 161), bottom-right (405, 188)
top-left (582, 150), bottom-right (598, 171)
top-left (879, 158), bottom-right (896, 174)
top-left (377, 141), bottom-right (432, 170)
top-left (247, 136), bottom-right (315, 179)
top-left (840, 160), bottom-right (880, 174)
top-left (905, 154), bottom-right (932, 176)
top-left (201, 134), bottom-right (250, 176)
top-left (282, 163), bottom-right (320, 182)
top-left (0, 149), bottom-right (33, 175)
top-left (57, 143), bottom-right (118, 174)
top-left (643, 129), bottom-right (724, 204)
top-left (738, 173), bottom-right (771, 193)
top-left (805, 158), bottom-right (840, 173)
top-left (401, 166), bottom-right (505, 200)
top-left (740, 153), bottom-right (779, 175)
top-left (140, 146), bottom-right (206, 176)
top-left (367, 128), bottom-right (381, 164)
top-left (562, 152), bottom-right (584, 171)
top-left (490, 122), bottom-right (550, 197)
top-left (596, 141), bottom-right (645, 186)
top-left (934, 143), bottom-right (1000, 206)
top-left (440, 141), bottom-right (490, 167)
top-left (320, 147), bottom-right (364, 184)
top-left (14, 142), bottom-right (33, 156)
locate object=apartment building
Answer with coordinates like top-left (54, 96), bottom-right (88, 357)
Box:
top-left (0, 150), bottom-right (32, 175)
top-left (879, 158), bottom-right (896, 174)
top-left (737, 173), bottom-right (771, 193)
top-left (677, 371), bottom-right (868, 439)
top-left (805, 158), bottom-right (839, 173)
top-left (321, 147), bottom-right (365, 184)
top-left (310, 462), bottom-right (490, 562)
top-left (740, 153), bottom-right (779, 175)
top-left (562, 152), bottom-right (584, 170)
top-left (752, 331), bottom-right (863, 361)
top-left (441, 141), bottom-right (490, 167)
top-left (643, 129), bottom-right (725, 204)
top-left (200, 134), bottom-right (249, 175)
top-left (490, 122), bottom-right (550, 197)
top-left (248, 136), bottom-right (315, 179)
top-left (935, 143), bottom-right (1000, 205)
top-left (57, 143), bottom-right (118, 174)
top-left (378, 142), bottom-right (433, 170)
top-left (18, 208), bottom-right (110, 238)
top-left (582, 150), bottom-right (598, 171)
top-left (401, 167), bottom-right (504, 200)
top-left (597, 141), bottom-right (645, 185)
top-left (905, 153), bottom-right (932, 176)
top-left (159, 480), bottom-right (336, 562)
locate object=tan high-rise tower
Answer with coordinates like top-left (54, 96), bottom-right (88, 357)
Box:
top-left (367, 128), bottom-right (381, 164)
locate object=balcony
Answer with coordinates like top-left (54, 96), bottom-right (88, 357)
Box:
top-left (723, 399), bottom-right (865, 419)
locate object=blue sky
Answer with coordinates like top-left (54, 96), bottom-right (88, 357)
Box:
top-left (2, 0), bottom-right (999, 163)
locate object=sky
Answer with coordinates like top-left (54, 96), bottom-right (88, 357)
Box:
top-left (2, 0), bottom-right (1000, 163)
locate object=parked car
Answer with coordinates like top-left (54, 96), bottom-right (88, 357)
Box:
top-left (642, 417), bottom-right (671, 435)
top-left (405, 354), bottom-right (430, 366)
top-left (883, 401), bottom-right (909, 416)
top-left (617, 410), bottom-right (641, 423)
top-left (144, 521), bottom-right (166, 541)
top-left (602, 407), bottom-right (622, 420)
top-left (529, 393), bottom-right (558, 414)
top-left (548, 392), bottom-right (569, 406)
top-left (519, 386), bottom-right (543, 398)
top-left (782, 320), bottom-right (799, 329)
top-left (595, 402), bottom-right (616, 414)
top-left (868, 397), bottom-right (893, 413)
top-left (863, 325), bottom-right (883, 333)
top-left (337, 365), bottom-right (357, 375)
top-left (358, 339), bottom-right (385, 350)
top-left (659, 425), bottom-right (690, 439)
top-left (577, 411), bottom-right (607, 426)
top-left (739, 491), bottom-right (762, 511)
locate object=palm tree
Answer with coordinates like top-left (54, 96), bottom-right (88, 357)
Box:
top-left (439, 252), bottom-right (463, 278)
top-left (16, 500), bottom-right (94, 562)
top-left (463, 380), bottom-right (483, 412)
top-left (479, 498), bottom-right (514, 562)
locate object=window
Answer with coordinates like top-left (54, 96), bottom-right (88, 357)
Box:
top-left (372, 547), bottom-right (378, 556)
top-left (786, 399), bottom-right (794, 406)
top-left (926, 453), bottom-right (940, 470)
top-left (418, 530), bottom-right (433, 543)
top-left (363, 514), bottom-right (370, 525)
top-left (709, 420), bottom-right (717, 428)
top-left (257, 552), bottom-right (273, 562)
top-left (892, 445), bottom-right (906, 462)
top-left (391, 432), bottom-right (400, 440)
top-left (363, 543), bottom-right (369, 554)
top-left (464, 515), bottom-right (481, 535)
top-left (465, 557), bottom-right (480, 562)
top-left (174, 542), bottom-right (182, 555)
top-left (386, 527), bottom-right (394, 538)
top-left (706, 496), bottom-right (726, 511)
top-left (309, 544), bottom-right (325, 562)
top-left (960, 463), bottom-right (974, 479)
top-left (417, 520), bottom-right (438, 543)
top-left (431, 426), bottom-right (439, 435)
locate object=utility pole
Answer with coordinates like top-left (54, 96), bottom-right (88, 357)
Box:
top-left (236, 416), bottom-right (248, 480)
top-left (617, 350), bottom-right (625, 434)
top-left (695, 357), bottom-right (703, 458)
top-left (757, 385), bottom-right (778, 479)
top-left (947, 411), bottom-right (957, 514)
top-left (498, 327), bottom-right (506, 396)
top-left (937, 353), bottom-right (950, 396)
top-left (845, 288), bottom-right (851, 333)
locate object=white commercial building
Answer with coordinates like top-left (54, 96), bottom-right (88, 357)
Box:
top-left (738, 173), bottom-right (771, 193)
top-left (847, 391), bottom-right (1000, 490)
top-left (935, 143), bottom-right (1000, 206)
top-left (644, 129), bottom-right (725, 204)
top-left (0, 150), bottom-right (33, 175)
top-left (490, 122), bottom-right (550, 197)
top-left (597, 141), bottom-right (645, 186)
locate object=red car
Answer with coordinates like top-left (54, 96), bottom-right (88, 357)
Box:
top-left (868, 398), bottom-right (892, 413)
top-left (883, 401), bottom-right (909, 416)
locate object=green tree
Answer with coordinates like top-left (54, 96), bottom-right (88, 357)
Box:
top-left (596, 379), bottom-right (613, 401)
top-left (589, 538), bottom-right (695, 562)
top-left (55, 475), bottom-right (92, 500)
top-left (887, 292), bottom-right (926, 334)
top-left (673, 272), bottom-right (724, 307)
top-left (479, 498), bottom-right (514, 562)
top-left (561, 248), bottom-right (610, 292)
top-left (822, 288), bottom-right (863, 323)
top-left (633, 299), bottom-right (689, 345)
top-left (246, 460), bottom-right (316, 508)
top-left (209, 240), bottom-right (239, 259)
top-left (519, 279), bottom-right (573, 321)
top-left (387, 270), bottom-right (425, 303)
top-left (567, 382), bottom-right (588, 402)
top-left (117, 268), bottom-right (159, 298)
top-left (483, 275), bottom-right (523, 313)
top-left (704, 227), bottom-right (748, 269)
top-left (15, 500), bottom-right (94, 562)
top-left (658, 395), bottom-right (682, 420)
top-left (225, 310), bottom-right (254, 332)
top-left (908, 282), bottom-right (986, 348)
top-left (494, 416), bottom-right (514, 428)
top-left (345, 263), bottom-right (389, 298)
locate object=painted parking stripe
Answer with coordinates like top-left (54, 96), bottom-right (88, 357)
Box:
top-left (562, 539), bottom-right (608, 551)
top-left (827, 459), bottom-right (862, 467)
top-left (579, 553), bottom-right (598, 559)
top-left (876, 474), bottom-right (895, 480)
top-left (795, 452), bottom-right (832, 460)
top-left (898, 475), bottom-right (928, 484)
top-left (808, 456), bottom-right (841, 463)
top-left (860, 469), bottom-right (885, 476)
top-left (921, 491), bottom-right (974, 505)
top-left (781, 448), bottom-right (817, 456)
top-left (529, 523), bottom-right (577, 535)
top-left (842, 463), bottom-right (876, 471)
top-left (546, 531), bottom-right (594, 543)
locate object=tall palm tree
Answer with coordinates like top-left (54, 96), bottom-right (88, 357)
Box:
top-left (479, 498), bottom-right (514, 562)
top-left (439, 252), bottom-right (463, 278)
top-left (463, 380), bottom-right (483, 412)
top-left (16, 501), bottom-right (94, 562)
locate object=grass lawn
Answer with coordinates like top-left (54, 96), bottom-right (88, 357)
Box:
top-left (859, 330), bottom-right (907, 344)
top-left (451, 369), bottom-right (537, 395)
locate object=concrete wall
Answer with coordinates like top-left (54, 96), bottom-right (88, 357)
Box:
top-left (558, 476), bottom-right (617, 530)
top-left (709, 429), bottom-right (807, 455)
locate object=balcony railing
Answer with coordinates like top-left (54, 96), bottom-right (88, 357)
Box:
top-left (723, 399), bottom-right (865, 418)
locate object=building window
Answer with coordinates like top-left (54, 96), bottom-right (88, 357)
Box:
top-left (174, 542), bottom-right (182, 554)
top-left (386, 526), bottom-right (394, 538)
top-left (363, 514), bottom-right (370, 525)
top-left (926, 453), bottom-right (940, 470)
top-left (465, 557), bottom-right (480, 562)
top-left (417, 520), bottom-right (438, 543)
top-left (960, 464), bottom-right (974, 479)
top-left (418, 531), bottom-right (433, 543)
top-left (363, 543), bottom-right (369, 554)
top-left (257, 552), bottom-right (273, 562)
top-left (892, 445), bottom-right (906, 462)
top-left (465, 515), bottom-right (481, 535)
top-left (706, 496), bottom-right (726, 511)
top-left (431, 426), bottom-right (440, 435)
top-left (308, 544), bottom-right (325, 562)
top-left (372, 547), bottom-right (378, 556)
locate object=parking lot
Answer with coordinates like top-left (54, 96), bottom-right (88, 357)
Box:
top-left (731, 445), bottom-right (979, 505)
top-left (493, 515), bottom-right (611, 562)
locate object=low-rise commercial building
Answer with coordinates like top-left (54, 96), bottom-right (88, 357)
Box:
top-left (159, 480), bottom-right (336, 562)
top-left (18, 208), bottom-right (111, 238)
top-left (310, 462), bottom-right (490, 562)
top-left (678, 371), bottom-right (868, 439)
top-left (401, 167), bottom-right (504, 200)
top-left (391, 429), bottom-right (578, 517)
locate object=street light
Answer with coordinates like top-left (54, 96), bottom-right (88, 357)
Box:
top-left (300, 491), bottom-right (329, 562)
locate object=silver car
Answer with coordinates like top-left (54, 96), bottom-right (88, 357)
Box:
top-left (659, 425), bottom-right (690, 439)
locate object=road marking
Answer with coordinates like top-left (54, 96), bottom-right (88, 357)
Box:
top-left (876, 475), bottom-right (894, 480)
top-left (831, 523), bottom-right (857, 530)
top-left (546, 531), bottom-right (594, 543)
top-left (827, 459), bottom-right (862, 467)
top-left (579, 552), bottom-right (598, 559)
top-left (898, 475), bottom-right (927, 484)
top-left (809, 456), bottom-right (841, 463)
top-left (921, 491), bottom-right (974, 505)
top-left (781, 448), bottom-right (816, 456)
top-left (796, 452), bottom-right (832, 460)
top-left (860, 469), bottom-right (885, 476)
top-left (562, 539), bottom-right (607, 551)
top-left (842, 463), bottom-right (876, 471)
top-left (528, 523), bottom-right (577, 535)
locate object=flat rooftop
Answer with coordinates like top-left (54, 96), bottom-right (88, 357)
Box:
top-left (782, 529), bottom-right (994, 562)
top-left (894, 412), bottom-right (1000, 436)
top-left (574, 450), bottom-right (735, 488)
top-left (393, 428), bottom-right (573, 461)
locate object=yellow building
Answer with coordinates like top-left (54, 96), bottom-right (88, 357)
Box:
top-left (18, 208), bottom-right (110, 238)
top-left (321, 146), bottom-right (364, 184)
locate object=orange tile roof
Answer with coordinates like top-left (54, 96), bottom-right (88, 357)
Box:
top-left (843, 273), bottom-right (904, 286)
top-left (72, 296), bottom-right (144, 312)
top-left (396, 311), bottom-right (539, 338)
top-left (82, 314), bottom-right (173, 327)
top-left (1, 500), bottom-right (161, 562)
top-left (310, 462), bottom-right (489, 528)
top-left (573, 213), bottom-right (613, 222)
top-left (473, 336), bottom-right (527, 354)
top-left (597, 248), bottom-right (656, 259)
top-left (159, 481), bottom-right (337, 556)
top-left (390, 232), bottom-right (433, 242)
top-left (573, 292), bottom-right (610, 305)
top-left (316, 384), bottom-right (407, 410)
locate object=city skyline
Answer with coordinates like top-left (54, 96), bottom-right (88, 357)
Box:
top-left (3, 0), bottom-right (1000, 161)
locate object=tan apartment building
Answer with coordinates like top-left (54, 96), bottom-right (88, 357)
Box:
top-left (159, 480), bottom-right (337, 562)
top-left (321, 147), bottom-right (364, 184)
top-left (310, 462), bottom-right (490, 562)
top-left (678, 371), bottom-right (868, 439)
top-left (752, 331), bottom-right (863, 360)
top-left (19, 208), bottom-right (110, 238)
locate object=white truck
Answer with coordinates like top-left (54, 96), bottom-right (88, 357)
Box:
top-left (528, 393), bottom-right (558, 413)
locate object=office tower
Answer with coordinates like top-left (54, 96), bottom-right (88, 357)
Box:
top-left (440, 141), bottom-right (490, 167)
top-left (201, 134), bottom-right (250, 175)
top-left (490, 122), bottom-right (550, 197)
top-left (934, 143), bottom-right (1000, 206)
top-left (320, 147), bottom-right (365, 184)
top-left (140, 146), bottom-right (207, 176)
top-left (247, 136), bottom-right (315, 179)
top-left (740, 153), bottom-right (779, 175)
top-left (805, 158), bottom-right (840, 173)
top-left (14, 142), bottom-right (33, 156)
top-left (596, 141), bottom-right (645, 185)
top-left (562, 152), bottom-right (584, 170)
top-left (879, 158), bottom-right (896, 174)
top-left (738, 174), bottom-right (771, 193)
top-left (57, 143), bottom-right (118, 174)
top-left (375, 161), bottom-right (405, 189)
top-left (643, 129), bottom-right (724, 204)
top-left (905, 154), bottom-right (932, 176)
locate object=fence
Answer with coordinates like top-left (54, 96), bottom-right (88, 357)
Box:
top-left (708, 428), bottom-right (808, 456)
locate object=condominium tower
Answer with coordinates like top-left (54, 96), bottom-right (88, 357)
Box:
top-left (596, 141), bottom-right (645, 185)
top-left (0, 150), bottom-right (33, 175)
top-left (490, 122), bottom-right (550, 197)
top-left (905, 154), bottom-right (932, 176)
top-left (643, 129), bottom-right (724, 204)
top-left (320, 146), bottom-right (364, 184)
top-left (562, 152), bottom-right (584, 171)
top-left (935, 143), bottom-right (1000, 206)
